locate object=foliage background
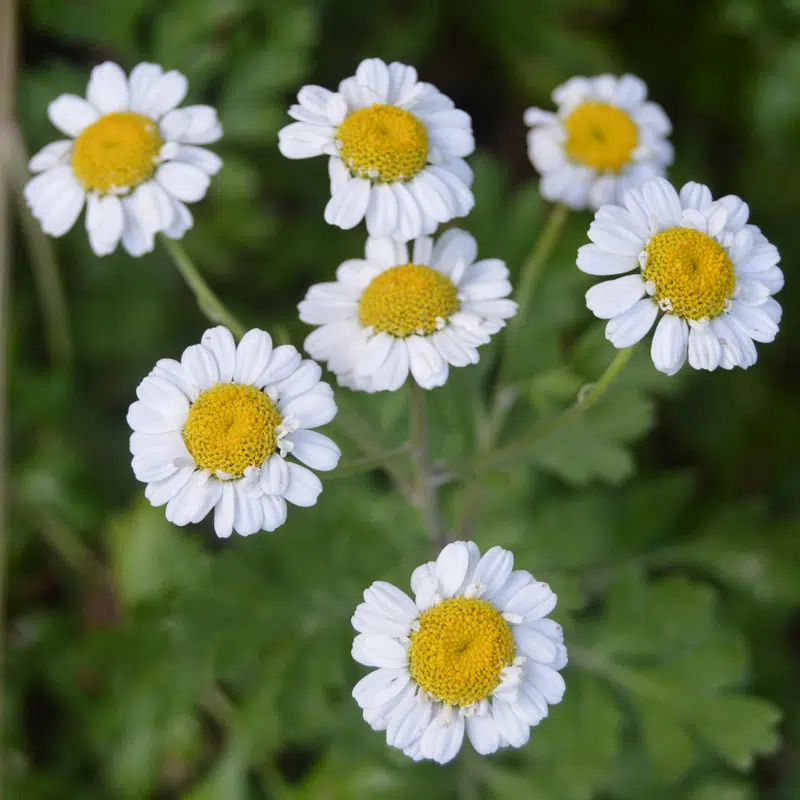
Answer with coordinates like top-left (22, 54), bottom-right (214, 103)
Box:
top-left (6, 0), bottom-right (800, 797)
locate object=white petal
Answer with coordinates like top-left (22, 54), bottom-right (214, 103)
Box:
top-left (355, 58), bottom-right (391, 103)
top-left (353, 332), bottom-right (394, 377)
top-left (28, 140), bottom-right (72, 173)
top-left (85, 193), bottom-right (124, 256)
top-left (258, 345), bottom-right (303, 388)
top-left (260, 495), bottom-right (288, 531)
top-left (435, 541), bottom-right (472, 598)
top-left (86, 62), bottom-right (129, 114)
top-left (171, 144), bottom-right (223, 176)
top-left (281, 387), bottom-right (336, 428)
top-left (273, 359), bottom-right (321, 404)
top-left (352, 633), bottom-right (408, 669)
top-left (369, 338), bottom-right (410, 392)
top-left (214, 482), bottom-right (236, 538)
top-left (201, 327), bottom-right (237, 382)
top-left (466, 712), bottom-right (502, 755)
top-left (687, 324), bottom-right (722, 371)
top-left (352, 668), bottom-right (411, 709)
top-left (365, 237), bottom-right (407, 267)
top-left (679, 181), bottom-right (713, 211)
top-left (135, 374), bottom-right (190, 424)
top-left (587, 221), bottom-right (644, 256)
top-left (605, 299), bottom-right (658, 348)
top-left (503, 580), bottom-right (557, 621)
top-left (144, 466), bottom-right (194, 507)
top-left (650, 314), bottom-right (688, 375)
top-left (419, 708), bottom-right (465, 764)
top-left (391, 182), bottom-right (424, 241)
top-left (260, 454), bottom-right (289, 495)
top-left (406, 335), bottom-right (448, 389)
top-left (156, 161), bottom-right (210, 203)
top-left (642, 177), bottom-right (682, 229)
top-left (120, 195), bottom-right (155, 256)
top-left (365, 183), bottom-right (399, 237)
top-left (514, 626), bottom-right (558, 663)
top-left (160, 105), bottom-right (222, 145)
top-left (471, 546), bottom-right (514, 598)
top-left (324, 178), bottom-right (371, 230)
top-left (729, 302), bottom-right (779, 343)
top-left (161, 198), bottom-right (193, 240)
top-left (48, 94), bottom-right (99, 136)
top-left (585, 274), bottom-right (646, 319)
top-left (284, 462), bottom-right (322, 507)
top-left (127, 401), bottom-right (173, 434)
top-left (387, 696), bottom-right (433, 750)
top-left (278, 121), bottom-right (334, 159)
top-left (232, 489), bottom-right (263, 536)
top-left (128, 180), bottom-right (175, 234)
top-left (526, 663), bottom-right (566, 705)
top-left (491, 699), bottom-right (530, 748)
top-left (128, 63), bottom-right (163, 112)
top-left (234, 329), bottom-right (273, 385)
top-left (140, 70), bottom-right (188, 120)
top-left (182, 343), bottom-right (219, 391)
top-left (288, 430), bottom-right (340, 471)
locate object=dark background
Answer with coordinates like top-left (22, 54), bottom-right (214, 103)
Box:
top-left (6, 0), bottom-right (800, 797)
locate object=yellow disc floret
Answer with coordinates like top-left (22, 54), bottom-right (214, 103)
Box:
top-left (358, 264), bottom-right (459, 337)
top-left (644, 228), bottom-right (736, 320)
top-left (337, 104), bottom-right (428, 183)
top-left (72, 111), bottom-right (163, 193)
top-left (408, 597), bottom-right (516, 707)
top-left (182, 383), bottom-right (282, 478)
top-left (565, 101), bottom-right (638, 172)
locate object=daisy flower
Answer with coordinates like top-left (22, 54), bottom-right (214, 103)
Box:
top-left (278, 57), bottom-right (475, 242)
top-left (25, 61), bottom-right (223, 257)
top-left (578, 177), bottom-right (783, 374)
top-left (351, 541), bottom-right (567, 764)
top-left (298, 229), bottom-right (516, 392)
top-left (127, 327), bottom-right (340, 537)
top-left (524, 74), bottom-right (672, 210)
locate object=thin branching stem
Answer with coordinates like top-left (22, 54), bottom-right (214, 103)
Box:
top-left (324, 442), bottom-right (413, 481)
top-left (410, 381), bottom-right (448, 551)
top-left (160, 235), bottom-right (247, 339)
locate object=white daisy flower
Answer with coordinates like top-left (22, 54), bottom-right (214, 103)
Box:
top-left (25, 61), bottom-right (223, 257)
top-left (127, 327), bottom-right (341, 537)
top-left (298, 229), bottom-right (516, 392)
top-left (278, 57), bottom-right (475, 242)
top-left (524, 74), bottom-right (673, 211)
top-left (351, 541), bottom-right (567, 764)
top-left (578, 177), bottom-right (784, 374)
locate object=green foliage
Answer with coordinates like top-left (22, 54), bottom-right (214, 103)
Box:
top-left (8, 0), bottom-right (800, 798)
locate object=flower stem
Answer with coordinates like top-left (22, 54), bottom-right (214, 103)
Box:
top-left (507, 202), bottom-right (569, 339)
top-left (410, 382), bottom-right (448, 552)
top-left (160, 235), bottom-right (247, 339)
top-left (470, 345), bottom-right (636, 476)
top-left (323, 442), bottom-right (413, 481)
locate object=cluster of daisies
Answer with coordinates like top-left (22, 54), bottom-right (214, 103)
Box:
top-left (26, 56), bottom-right (783, 764)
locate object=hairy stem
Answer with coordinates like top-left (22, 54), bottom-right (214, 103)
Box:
top-left (410, 382), bottom-right (448, 551)
top-left (160, 235), bottom-right (247, 339)
top-left (468, 345), bottom-right (636, 476)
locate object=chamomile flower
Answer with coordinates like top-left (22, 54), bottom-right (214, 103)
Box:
top-left (578, 177), bottom-right (783, 373)
top-left (525, 74), bottom-right (672, 210)
top-left (25, 61), bottom-right (223, 257)
top-left (352, 542), bottom-right (567, 764)
top-left (127, 327), bottom-right (340, 538)
top-left (298, 229), bottom-right (516, 392)
top-left (278, 57), bottom-right (475, 242)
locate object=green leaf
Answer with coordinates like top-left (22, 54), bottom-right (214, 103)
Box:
top-left (691, 694), bottom-right (782, 770)
top-left (107, 499), bottom-right (209, 608)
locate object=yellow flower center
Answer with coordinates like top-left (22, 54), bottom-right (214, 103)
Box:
top-left (564, 101), bottom-right (638, 172)
top-left (644, 228), bottom-right (736, 320)
top-left (407, 597), bottom-right (516, 707)
top-left (336, 104), bottom-right (428, 183)
top-left (182, 383), bottom-right (282, 478)
top-left (72, 111), bottom-right (163, 193)
top-left (358, 264), bottom-right (459, 337)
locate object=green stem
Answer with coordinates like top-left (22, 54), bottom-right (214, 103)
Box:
top-left (410, 382), bottom-right (448, 551)
top-left (507, 202), bottom-right (569, 338)
top-left (160, 235), bottom-right (247, 339)
top-left (324, 442), bottom-right (412, 481)
top-left (469, 345), bottom-right (636, 476)
top-left (8, 125), bottom-right (73, 370)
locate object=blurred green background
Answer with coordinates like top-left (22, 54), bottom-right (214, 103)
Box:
top-left (6, 0), bottom-right (800, 797)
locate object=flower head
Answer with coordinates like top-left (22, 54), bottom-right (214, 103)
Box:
top-left (299, 229), bottom-right (516, 392)
top-left (351, 542), bottom-right (567, 764)
top-left (127, 327), bottom-right (340, 537)
top-left (578, 177), bottom-right (783, 373)
top-left (25, 61), bottom-right (223, 257)
top-left (279, 57), bottom-right (475, 242)
top-left (525, 74), bottom-right (672, 210)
